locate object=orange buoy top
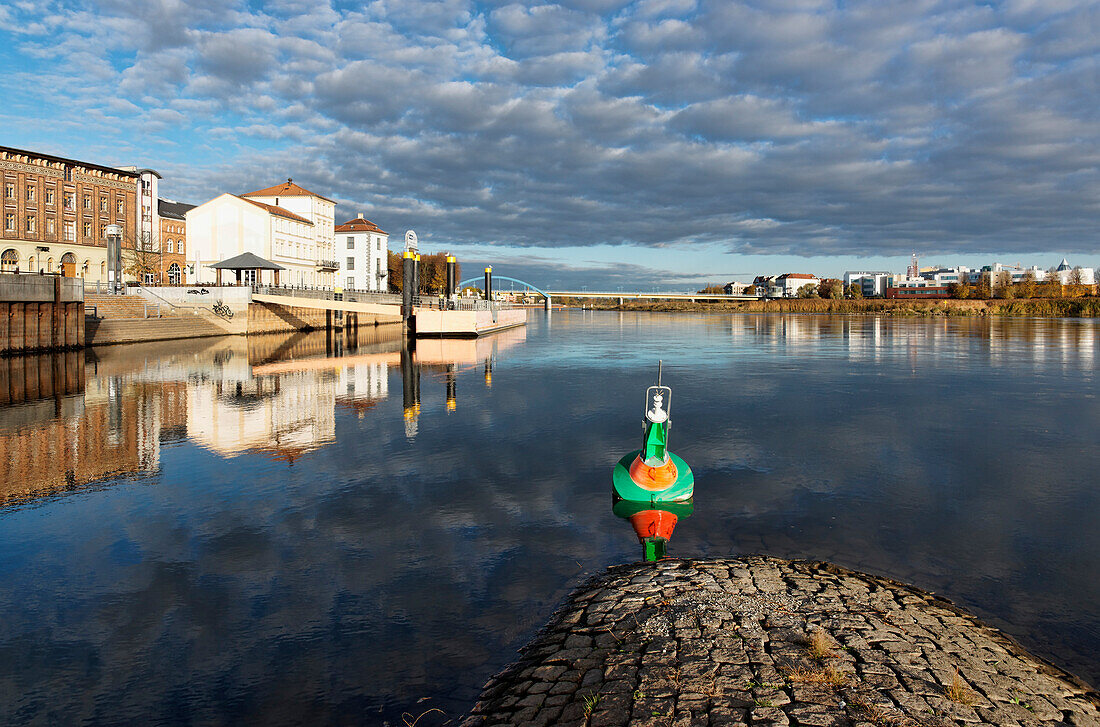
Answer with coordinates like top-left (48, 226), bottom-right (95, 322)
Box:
top-left (628, 454), bottom-right (679, 490)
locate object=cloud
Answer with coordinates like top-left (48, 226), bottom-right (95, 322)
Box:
top-left (2, 0), bottom-right (1100, 269)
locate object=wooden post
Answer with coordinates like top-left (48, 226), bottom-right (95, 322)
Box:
top-left (274, 269), bottom-right (280, 286)
top-left (216, 268), bottom-right (222, 286)
top-left (52, 276), bottom-right (62, 349)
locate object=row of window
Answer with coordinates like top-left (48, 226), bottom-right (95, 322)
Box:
top-left (345, 235), bottom-right (385, 251)
top-left (4, 182), bottom-right (127, 215)
top-left (4, 213), bottom-right (132, 241)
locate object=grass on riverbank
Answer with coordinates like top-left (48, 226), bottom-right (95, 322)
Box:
top-left (560, 296), bottom-right (1100, 317)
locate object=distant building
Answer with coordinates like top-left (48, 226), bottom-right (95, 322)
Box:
top-left (335, 213), bottom-right (389, 291)
top-left (771, 273), bottom-right (820, 298)
top-left (751, 275), bottom-right (775, 296)
top-left (158, 199), bottom-right (194, 285)
top-left (0, 144), bottom-right (139, 282)
top-left (844, 271), bottom-right (893, 297)
top-left (723, 281), bottom-right (752, 295)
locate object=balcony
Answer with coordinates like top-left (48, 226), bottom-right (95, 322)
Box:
top-left (316, 259), bottom-right (340, 271)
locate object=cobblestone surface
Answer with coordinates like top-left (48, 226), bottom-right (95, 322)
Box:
top-left (462, 556), bottom-right (1100, 727)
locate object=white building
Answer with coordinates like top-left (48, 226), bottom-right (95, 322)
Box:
top-left (335, 214), bottom-right (389, 291)
top-left (186, 179), bottom-right (340, 287)
top-left (770, 273), bottom-right (820, 297)
top-left (844, 271), bottom-right (893, 297)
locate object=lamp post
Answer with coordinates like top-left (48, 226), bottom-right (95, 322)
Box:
top-left (105, 224), bottom-right (123, 294)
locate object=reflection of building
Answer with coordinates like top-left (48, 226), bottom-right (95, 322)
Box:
top-left (0, 352), bottom-right (186, 505)
top-left (1, 145), bottom-right (139, 281)
top-left (186, 371), bottom-right (337, 461)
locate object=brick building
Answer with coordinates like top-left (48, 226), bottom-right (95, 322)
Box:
top-left (1, 145), bottom-right (139, 282)
top-left (158, 199), bottom-right (194, 285)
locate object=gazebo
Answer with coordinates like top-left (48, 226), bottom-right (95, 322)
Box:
top-left (210, 252), bottom-right (285, 286)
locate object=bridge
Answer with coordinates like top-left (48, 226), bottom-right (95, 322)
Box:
top-left (546, 291), bottom-right (756, 303)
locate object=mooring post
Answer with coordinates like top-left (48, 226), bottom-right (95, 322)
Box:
top-left (402, 251), bottom-right (414, 330)
top-left (484, 266), bottom-right (492, 301)
top-left (446, 255), bottom-right (456, 308)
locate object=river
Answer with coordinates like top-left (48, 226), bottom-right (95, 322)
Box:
top-left (0, 311), bottom-right (1096, 725)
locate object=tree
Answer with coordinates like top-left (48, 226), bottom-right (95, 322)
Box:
top-left (974, 272), bottom-right (991, 299)
top-left (1045, 267), bottom-right (1063, 298)
top-left (993, 271), bottom-right (1013, 299)
top-left (950, 276), bottom-right (970, 299)
top-left (697, 283), bottom-right (724, 294)
top-left (845, 284), bottom-right (863, 299)
top-left (797, 283), bottom-right (819, 298)
top-left (387, 250), bottom-right (403, 292)
top-left (1020, 269), bottom-right (1037, 298)
top-left (122, 230), bottom-right (163, 284)
top-left (817, 278), bottom-right (843, 299)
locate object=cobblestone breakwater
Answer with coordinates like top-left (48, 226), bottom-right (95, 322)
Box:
top-left (462, 556), bottom-right (1099, 727)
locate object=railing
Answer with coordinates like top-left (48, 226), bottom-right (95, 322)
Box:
top-left (316, 259), bottom-right (340, 271)
top-left (133, 285), bottom-right (203, 316)
top-left (251, 285), bottom-right (403, 305)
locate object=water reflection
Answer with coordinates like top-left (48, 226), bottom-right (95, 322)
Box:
top-left (613, 498), bottom-right (694, 561)
top-left (0, 313), bottom-right (1096, 726)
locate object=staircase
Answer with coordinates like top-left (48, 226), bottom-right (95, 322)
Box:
top-left (85, 293), bottom-right (162, 319)
top-left (85, 314), bottom-right (238, 345)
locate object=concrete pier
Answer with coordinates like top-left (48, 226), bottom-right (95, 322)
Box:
top-left (462, 556), bottom-right (1099, 726)
top-left (0, 274), bottom-right (84, 355)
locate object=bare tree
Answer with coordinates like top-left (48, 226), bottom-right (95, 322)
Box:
top-left (122, 230), bottom-right (163, 284)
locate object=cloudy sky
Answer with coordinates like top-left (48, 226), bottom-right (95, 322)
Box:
top-left (3, 0), bottom-right (1098, 289)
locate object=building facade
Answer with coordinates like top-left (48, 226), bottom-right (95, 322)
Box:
top-left (1, 145), bottom-right (138, 282)
top-left (242, 179), bottom-right (337, 287)
top-left (186, 179), bottom-right (338, 287)
top-left (771, 273), bottom-right (820, 297)
top-left (158, 199), bottom-right (194, 285)
top-left (335, 214), bottom-right (389, 291)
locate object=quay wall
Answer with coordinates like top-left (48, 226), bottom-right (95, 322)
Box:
top-left (0, 274), bottom-right (84, 355)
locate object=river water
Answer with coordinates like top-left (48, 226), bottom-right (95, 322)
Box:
top-left (0, 311), bottom-right (1097, 725)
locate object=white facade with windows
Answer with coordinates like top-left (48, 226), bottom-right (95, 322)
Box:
top-left (334, 214), bottom-right (389, 291)
top-left (186, 194), bottom-right (317, 285)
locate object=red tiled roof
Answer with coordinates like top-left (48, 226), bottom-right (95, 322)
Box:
top-left (335, 217), bottom-right (387, 235)
top-left (235, 195), bottom-right (314, 225)
top-left (242, 178), bottom-right (335, 204)
top-left (778, 273), bottom-right (818, 280)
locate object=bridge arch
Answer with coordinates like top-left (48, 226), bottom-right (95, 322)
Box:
top-left (457, 275), bottom-right (549, 298)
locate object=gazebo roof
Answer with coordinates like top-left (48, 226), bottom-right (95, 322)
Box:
top-left (211, 252), bottom-right (285, 271)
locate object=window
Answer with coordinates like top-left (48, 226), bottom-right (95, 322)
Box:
top-left (347, 235), bottom-right (355, 249)
top-left (347, 277), bottom-right (355, 288)
top-left (178, 241), bottom-right (184, 254)
top-left (83, 194), bottom-right (91, 210)
top-left (99, 196), bottom-right (108, 212)
top-left (83, 221), bottom-right (92, 238)
top-left (4, 183), bottom-right (13, 199)
top-left (116, 198), bottom-right (124, 215)
top-left (167, 263), bottom-right (181, 285)
top-left (4, 213), bottom-right (14, 231)
top-left (46, 217), bottom-right (54, 234)
top-left (64, 166), bottom-right (72, 182)
top-left (166, 239), bottom-right (174, 253)
top-left (64, 192), bottom-right (74, 210)
top-left (45, 189), bottom-right (54, 205)
top-left (46, 257), bottom-right (53, 272)
top-left (346, 256), bottom-right (354, 270)
top-left (1, 249), bottom-right (17, 271)
top-left (25, 215), bottom-right (35, 233)
top-left (63, 221), bottom-right (74, 241)
top-left (26, 186), bottom-right (35, 203)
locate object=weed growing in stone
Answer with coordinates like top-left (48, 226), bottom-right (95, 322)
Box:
top-left (945, 667), bottom-right (974, 705)
top-left (581, 692), bottom-right (600, 718)
top-left (783, 664), bottom-right (850, 688)
top-left (807, 630), bottom-right (836, 660)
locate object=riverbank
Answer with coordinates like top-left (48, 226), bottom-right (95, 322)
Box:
top-left (461, 556), bottom-right (1099, 726)
top-left (565, 297), bottom-right (1100, 316)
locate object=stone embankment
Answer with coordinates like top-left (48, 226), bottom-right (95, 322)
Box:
top-left (462, 556), bottom-right (1099, 727)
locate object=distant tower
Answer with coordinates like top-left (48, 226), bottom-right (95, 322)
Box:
top-left (908, 253), bottom-right (919, 279)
